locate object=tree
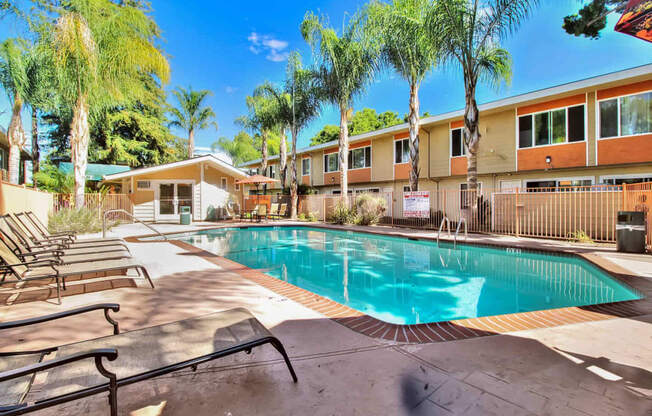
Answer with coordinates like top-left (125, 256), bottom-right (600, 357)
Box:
top-left (0, 39), bottom-right (28, 184)
top-left (431, 0), bottom-right (536, 201)
top-left (378, 110), bottom-right (402, 128)
top-left (168, 86), bottom-right (217, 159)
top-left (237, 93), bottom-right (279, 175)
top-left (255, 52), bottom-right (322, 218)
top-left (563, 0), bottom-right (627, 39)
top-left (42, 0), bottom-right (170, 206)
top-left (369, 0), bottom-right (441, 191)
top-left (301, 10), bottom-right (380, 202)
top-left (212, 131), bottom-right (259, 166)
top-left (310, 124), bottom-right (339, 145)
top-left (349, 107), bottom-right (380, 135)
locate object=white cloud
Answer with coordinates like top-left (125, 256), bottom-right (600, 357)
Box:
top-left (247, 32), bottom-right (289, 62)
top-left (225, 86), bottom-right (238, 94)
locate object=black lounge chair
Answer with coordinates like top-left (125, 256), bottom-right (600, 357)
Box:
top-left (0, 304), bottom-right (297, 416)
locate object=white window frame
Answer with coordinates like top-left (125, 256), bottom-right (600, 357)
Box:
top-left (597, 89), bottom-right (652, 140)
top-left (136, 180), bottom-right (151, 190)
top-left (518, 104), bottom-right (586, 149)
top-left (348, 146), bottom-right (372, 170)
top-left (220, 177), bottom-right (228, 190)
top-left (393, 138), bottom-right (410, 165)
top-left (301, 158), bottom-right (311, 176)
top-left (599, 173), bottom-right (652, 184)
top-left (0, 147), bottom-right (7, 171)
top-left (324, 153), bottom-right (339, 173)
top-left (450, 127), bottom-right (465, 157)
top-left (524, 176), bottom-right (594, 190)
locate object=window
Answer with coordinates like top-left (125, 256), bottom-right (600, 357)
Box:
top-left (600, 174), bottom-right (652, 185)
top-left (136, 180), bottom-right (151, 190)
top-left (403, 185), bottom-right (411, 193)
top-left (235, 182), bottom-right (240, 191)
top-left (0, 147), bottom-right (7, 171)
top-left (301, 158), bottom-right (311, 176)
top-left (332, 189), bottom-right (352, 195)
top-left (324, 153), bottom-right (339, 172)
top-left (519, 104), bottom-right (585, 148)
top-left (600, 91), bottom-right (652, 138)
top-left (451, 128), bottom-right (465, 157)
top-left (355, 187), bottom-right (379, 194)
top-left (264, 165), bottom-right (276, 178)
top-left (221, 178), bottom-right (228, 190)
top-left (525, 178), bottom-right (593, 192)
top-left (348, 146), bottom-right (371, 169)
top-left (394, 139), bottom-right (410, 164)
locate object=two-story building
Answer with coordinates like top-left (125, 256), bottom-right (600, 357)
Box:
top-left (241, 64), bottom-right (652, 196)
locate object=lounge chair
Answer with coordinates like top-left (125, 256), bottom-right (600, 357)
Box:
top-left (256, 204), bottom-right (268, 222)
top-left (0, 229), bottom-right (131, 265)
top-left (244, 205), bottom-right (260, 222)
top-left (13, 213), bottom-right (125, 245)
top-left (0, 304), bottom-right (297, 416)
top-left (268, 203), bottom-right (279, 220)
top-left (0, 215), bottom-right (128, 252)
top-left (0, 239), bottom-right (153, 304)
top-left (271, 203), bottom-right (288, 220)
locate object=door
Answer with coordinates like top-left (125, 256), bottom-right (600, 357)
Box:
top-left (157, 182), bottom-right (193, 221)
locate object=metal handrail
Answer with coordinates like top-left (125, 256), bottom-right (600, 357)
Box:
top-left (103, 209), bottom-right (168, 240)
top-left (454, 218), bottom-right (467, 248)
top-left (437, 217), bottom-right (451, 247)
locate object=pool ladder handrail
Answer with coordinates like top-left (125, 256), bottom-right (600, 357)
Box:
top-left (437, 217), bottom-right (451, 247)
top-left (103, 209), bottom-right (168, 240)
top-left (454, 218), bottom-right (467, 248)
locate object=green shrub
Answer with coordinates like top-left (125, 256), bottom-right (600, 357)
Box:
top-left (49, 207), bottom-right (118, 234)
top-left (354, 193), bottom-right (387, 226)
top-left (329, 200), bottom-right (357, 225)
top-left (568, 230), bottom-right (594, 244)
top-left (307, 211), bottom-right (318, 222)
top-left (297, 212), bottom-right (307, 221)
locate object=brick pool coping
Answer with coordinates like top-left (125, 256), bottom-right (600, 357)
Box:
top-left (126, 223), bottom-right (652, 344)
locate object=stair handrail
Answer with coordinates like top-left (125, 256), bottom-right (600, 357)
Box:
top-left (103, 209), bottom-right (168, 240)
top-left (454, 217), bottom-right (467, 248)
top-left (437, 216), bottom-right (451, 246)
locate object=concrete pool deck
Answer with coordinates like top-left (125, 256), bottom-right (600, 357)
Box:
top-left (1, 222), bottom-right (651, 415)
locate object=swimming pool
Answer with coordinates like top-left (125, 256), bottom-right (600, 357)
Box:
top-left (169, 226), bottom-right (641, 325)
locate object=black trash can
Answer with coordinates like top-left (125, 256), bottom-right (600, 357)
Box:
top-left (616, 211), bottom-right (646, 253)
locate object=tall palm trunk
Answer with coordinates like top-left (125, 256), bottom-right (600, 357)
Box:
top-left (260, 130), bottom-right (268, 174)
top-left (338, 105), bottom-right (349, 205)
top-left (289, 126), bottom-right (298, 219)
top-left (7, 93), bottom-right (26, 185)
top-left (31, 107), bottom-right (39, 186)
top-left (71, 94), bottom-right (90, 208)
top-left (188, 129), bottom-right (195, 158)
top-left (279, 128), bottom-right (287, 188)
top-left (463, 76), bottom-right (480, 211)
top-left (408, 82), bottom-right (420, 191)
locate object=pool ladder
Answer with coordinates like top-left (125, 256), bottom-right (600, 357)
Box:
top-left (437, 216), bottom-right (467, 248)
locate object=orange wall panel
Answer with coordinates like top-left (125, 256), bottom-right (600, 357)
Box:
top-left (450, 156), bottom-right (468, 176)
top-left (324, 171), bottom-right (339, 185)
top-left (394, 131), bottom-right (409, 140)
top-left (517, 94), bottom-right (586, 115)
top-left (301, 175), bottom-right (310, 185)
top-left (348, 168), bottom-right (371, 183)
top-left (598, 135), bottom-right (652, 165)
top-left (451, 120), bottom-right (464, 129)
top-left (517, 142), bottom-right (586, 171)
top-left (597, 80), bottom-right (652, 100)
top-left (394, 163), bottom-right (410, 180)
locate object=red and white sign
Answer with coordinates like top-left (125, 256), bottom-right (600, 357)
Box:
top-left (403, 191), bottom-right (430, 218)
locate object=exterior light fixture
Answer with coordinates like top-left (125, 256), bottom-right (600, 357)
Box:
top-left (545, 156), bottom-right (552, 164)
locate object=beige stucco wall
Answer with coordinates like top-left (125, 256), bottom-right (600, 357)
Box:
top-left (0, 182), bottom-right (53, 226)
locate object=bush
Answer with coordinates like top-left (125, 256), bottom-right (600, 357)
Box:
top-left (329, 200), bottom-right (357, 225)
top-left (49, 207), bottom-right (118, 234)
top-left (568, 230), bottom-right (594, 244)
top-left (354, 193), bottom-right (387, 226)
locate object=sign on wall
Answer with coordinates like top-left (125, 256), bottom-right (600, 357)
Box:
top-left (403, 191), bottom-right (430, 218)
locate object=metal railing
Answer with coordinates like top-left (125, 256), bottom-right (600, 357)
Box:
top-left (103, 209), bottom-right (167, 240)
top-left (437, 216), bottom-right (451, 246)
top-left (454, 217), bottom-right (467, 248)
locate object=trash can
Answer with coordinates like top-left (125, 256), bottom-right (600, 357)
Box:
top-left (616, 211), bottom-right (646, 253)
top-left (180, 206), bottom-right (192, 225)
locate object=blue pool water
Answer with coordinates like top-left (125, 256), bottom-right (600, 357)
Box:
top-left (169, 227), bottom-right (641, 325)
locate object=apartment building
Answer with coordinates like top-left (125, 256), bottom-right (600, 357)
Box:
top-left (241, 65), bottom-right (652, 195)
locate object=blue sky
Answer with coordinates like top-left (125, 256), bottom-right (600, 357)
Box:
top-left (1, 1), bottom-right (651, 159)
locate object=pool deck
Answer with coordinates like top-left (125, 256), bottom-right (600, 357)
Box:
top-left (1, 221), bottom-right (651, 415)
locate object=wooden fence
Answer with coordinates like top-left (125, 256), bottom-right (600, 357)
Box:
top-left (53, 193), bottom-right (133, 221)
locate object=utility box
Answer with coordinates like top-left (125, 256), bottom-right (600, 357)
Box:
top-left (180, 206), bottom-right (192, 225)
top-left (616, 211), bottom-right (646, 253)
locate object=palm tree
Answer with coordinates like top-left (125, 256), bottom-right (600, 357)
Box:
top-left (168, 86), bottom-right (218, 159)
top-left (253, 82), bottom-right (289, 189)
top-left (301, 10), bottom-right (380, 201)
top-left (236, 93), bottom-right (278, 176)
top-left (431, 0), bottom-right (537, 200)
top-left (44, 0), bottom-right (169, 206)
top-left (368, 0), bottom-right (441, 191)
top-left (256, 52), bottom-right (321, 218)
top-left (0, 39), bottom-right (28, 184)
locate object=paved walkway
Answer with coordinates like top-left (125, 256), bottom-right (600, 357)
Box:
top-left (1, 222), bottom-right (651, 415)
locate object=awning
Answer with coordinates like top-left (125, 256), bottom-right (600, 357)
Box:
top-left (59, 162), bottom-right (131, 181)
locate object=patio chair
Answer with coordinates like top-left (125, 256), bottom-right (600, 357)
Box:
top-left (0, 239), bottom-right (154, 304)
top-left (268, 203), bottom-right (279, 220)
top-left (13, 213), bottom-right (125, 246)
top-left (273, 203), bottom-right (288, 220)
top-left (244, 205), bottom-right (260, 222)
top-left (0, 304), bottom-right (297, 416)
top-left (256, 204), bottom-right (268, 222)
top-left (25, 211), bottom-right (76, 240)
top-left (0, 229), bottom-right (131, 265)
top-left (0, 215), bottom-right (128, 252)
